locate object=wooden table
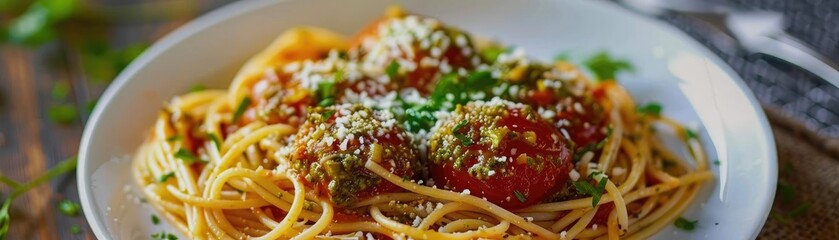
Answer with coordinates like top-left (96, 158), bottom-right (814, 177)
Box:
top-left (0, 1), bottom-right (231, 238)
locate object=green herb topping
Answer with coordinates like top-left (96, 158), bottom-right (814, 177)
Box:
top-left (584, 51), bottom-right (634, 81)
top-left (674, 217), bottom-right (698, 231)
top-left (573, 172), bottom-right (608, 207)
top-left (452, 119), bottom-right (473, 146)
top-left (386, 60), bottom-right (400, 79)
top-left (165, 135), bottom-right (182, 142)
top-left (173, 149), bottom-right (197, 163)
top-left (513, 190), bottom-right (527, 203)
top-left (159, 172), bottom-right (175, 183)
top-left (207, 133), bottom-right (222, 151)
top-left (231, 96), bottom-right (251, 123)
top-left (637, 102), bottom-right (662, 116)
top-left (151, 214), bottom-right (160, 225)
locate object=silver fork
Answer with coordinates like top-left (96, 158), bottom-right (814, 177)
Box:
top-left (618, 0), bottom-right (839, 88)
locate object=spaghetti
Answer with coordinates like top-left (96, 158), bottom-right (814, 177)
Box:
top-left (133, 7), bottom-right (712, 240)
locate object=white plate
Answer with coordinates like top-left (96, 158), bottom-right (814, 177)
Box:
top-left (77, 0), bottom-right (777, 239)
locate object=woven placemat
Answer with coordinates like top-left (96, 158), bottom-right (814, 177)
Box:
top-left (757, 106), bottom-right (839, 239)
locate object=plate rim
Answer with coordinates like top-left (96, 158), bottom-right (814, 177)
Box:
top-left (77, 1), bottom-right (282, 239)
top-left (77, 0), bottom-right (778, 239)
top-left (581, 1), bottom-right (777, 239)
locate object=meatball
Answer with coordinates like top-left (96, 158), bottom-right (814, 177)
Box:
top-left (289, 104), bottom-right (421, 207)
top-left (428, 98), bottom-right (573, 209)
top-left (489, 50), bottom-right (609, 149)
top-left (350, 14), bottom-right (480, 95)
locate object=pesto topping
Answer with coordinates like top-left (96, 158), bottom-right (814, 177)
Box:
top-left (428, 98), bottom-right (558, 179)
top-left (289, 104), bottom-right (420, 206)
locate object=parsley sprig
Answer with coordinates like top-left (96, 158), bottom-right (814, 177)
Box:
top-left (637, 102), bottom-right (662, 116)
top-left (452, 119), bottom-right (473, 146)
top-left (572, 172), bottom-right (608, 207)
top-left (173, 149), bottom-right (197, 163)
top-left (402, 70), bottom-right (497, 133)
top-left (231, 96), bottom-right (251, 123)
top-left (0, 157), bottom-right (77, 239)
top-left (583, 51), bottom-right (634, 81)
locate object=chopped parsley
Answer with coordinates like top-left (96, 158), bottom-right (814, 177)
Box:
top-left (452, 119), bottom-right (473, 146)
top-left (165, 135), bottom-right (182, 142)
top-left (317, 81), bottom-right (336, 100)
top-left (207, 133), bottom-right (222, 151)
top-left (674, 217), bottom-right (698, 231)
top-left (173, 149), bottom-right (197, 163)
top-left (151, 214), bottom-right (160, 225)
top-left (480, 45), bottom-right (508, 63)
top-left (637, 102), bottom-right (662, 116)
top-left (321, 110), bottom-right (337, 120)
top-left (583, 51), bottom-right (634, 81)
top-left (685, 129), bottom-right (699, 140)
top-left (403, 105), bottom-right (437, 133)
top-left (386, 60), bottom-right (400, 79)
top-left (152, 231), bottom-right (178, 240)
top-left (430, 71), bottom-right (496, 108)
top-left (713, 159), bottom-right (720, 166)
top-left (454, 134), bottom-right (473, 146)
top-left (159, 172), bottom-right (175, 183)
top-left (315, 72), bottom-right (339, 106)
top-left (573, 173), bottom-right (608, 207)
top-left (231, 96), bottom-right (251, 123)
top-left (318, 98), bottom-right (334, 107)
top-left (513, 190), bottom-right (527, 203)
top-left (58, 200), bottom-right (81, 216)
top-left (402, 70), bottom-right (496, 133)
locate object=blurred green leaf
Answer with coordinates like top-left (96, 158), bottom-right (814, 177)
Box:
top-left (69, 224), bottom-right (80, 234)
top-left (0, 197), bottom-right (10, 239)
top-left (81, 42), bottom-right (148, 82)
top-left (47, 104), bottom-right (77, 124)
top-left (58, 199), bottom-right (80, 216)
top-left (38, 0), bottom-right (76, 20)
top-left (3, 0), bottom-right (76, 46)
top-left (5, 4), bottom-right (55, 46)
top-left (51, 81), bottom-right (69, 100)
